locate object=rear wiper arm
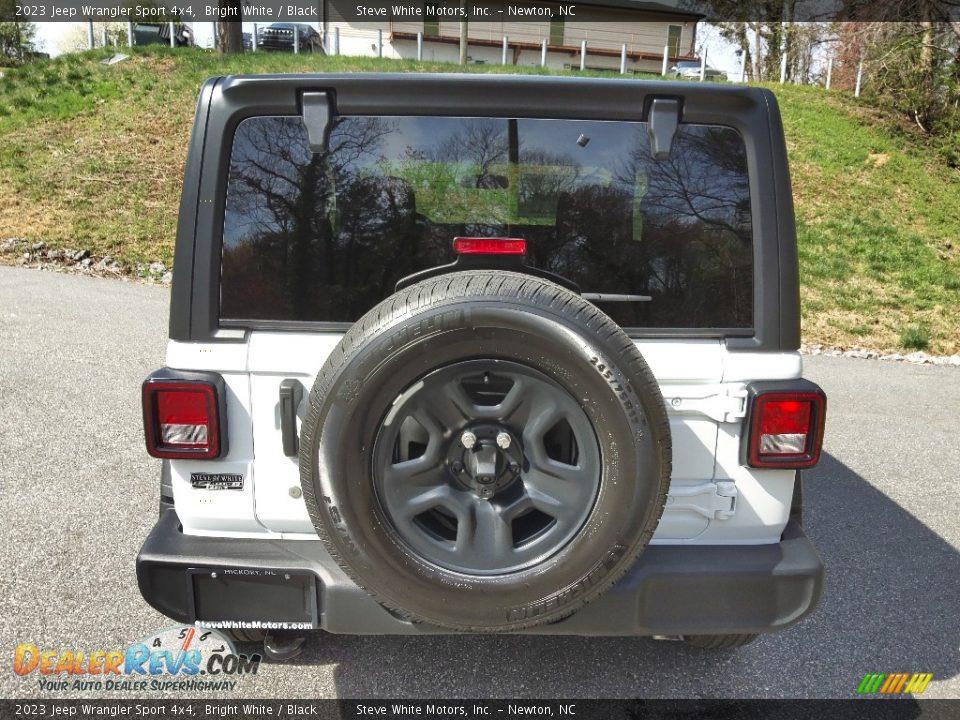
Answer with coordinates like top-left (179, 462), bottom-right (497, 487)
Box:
top-left (581, 293), bottom-right (652, 303)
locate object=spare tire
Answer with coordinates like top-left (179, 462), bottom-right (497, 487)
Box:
top-left (299, 271), bottom-right (671, 631)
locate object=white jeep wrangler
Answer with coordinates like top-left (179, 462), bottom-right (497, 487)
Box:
top-left (138, 74), bottom-right (826, 658)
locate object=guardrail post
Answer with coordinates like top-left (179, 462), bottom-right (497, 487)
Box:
top-left (699, 47), bottom-right (707, 81)
top-left (502, 35), bottom-right (508, 65)
top-left (87, 20), bottom-right (94, 49)
top-left (541, 38), bottom-right (547, 67)
top-left (377, 28), bottom-right (383, 58)
top-left (739, 51), bottom-right (747, 82)
top-left (580, 39), bottom-right (586, 71)
top-left (334, 26), bottom-right (340, 55)
top-left (620, 43), bottom-right (626, 74)
top-left (252, 23), bottom-right (258, 51)
top-left (417, 31), bottom-right (424, 61)
top-left (779, 51), bottom-right (787, 84)
top-left (169, 22), bottom-right (176, 48)
top-left (293, 27), bottom-right (300, 54)
top-left (661, 44), bottom-right (668, 75)
top-left (825, 56), bottom-right (833, 89)
top-left (854, 58), bottom-right (863, 97)
top-left (127, 21), bottom-right (134, 47)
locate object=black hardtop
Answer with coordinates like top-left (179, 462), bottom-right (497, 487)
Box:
top-left (216, 71), bottom-right (769, 120)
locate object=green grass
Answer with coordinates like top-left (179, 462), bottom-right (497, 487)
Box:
top-left (0, 47), bottom-right (958, 353)
top-left (778, 82), bottom-right (960, 353)
top-left (899, 325), bottom-right (932, 351)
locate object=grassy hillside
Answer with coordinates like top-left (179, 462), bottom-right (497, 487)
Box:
top-left (1, 47), bottom-right (957, 353)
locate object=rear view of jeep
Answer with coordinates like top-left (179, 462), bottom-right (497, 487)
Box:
top-left (137, 74), bottom-right (826, 654)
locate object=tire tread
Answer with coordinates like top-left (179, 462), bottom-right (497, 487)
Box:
top-left (682, 634), bottom-right (759, 649)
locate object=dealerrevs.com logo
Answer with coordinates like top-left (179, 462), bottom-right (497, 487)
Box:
top-left (13, 626), bottom-right (261, 692)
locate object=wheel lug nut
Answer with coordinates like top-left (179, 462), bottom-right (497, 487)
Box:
top-left (460, 431), bottom-right (477, 449)
top-left (496, 432), bottom-right (511, 449)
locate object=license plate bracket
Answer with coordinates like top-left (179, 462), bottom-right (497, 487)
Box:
top-left (186, 568), bottom-right (318, 628)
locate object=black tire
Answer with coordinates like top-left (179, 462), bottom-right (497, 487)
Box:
top-left (682, 634), bottom-right (759, 649)
top-left (299, 271), bottom-right (671, 632)
top-left (221, 629), bottom-right (265, 644)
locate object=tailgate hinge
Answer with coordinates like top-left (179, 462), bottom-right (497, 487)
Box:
top-left (665, 481), bottom-right (738, 520)
top-left (664, 388), bottom-right (747, 424)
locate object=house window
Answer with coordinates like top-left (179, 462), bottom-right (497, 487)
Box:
top-left (424, 5), bottom-right (440, 37)
top-left (549, 19), bottom-right (564, 46)
top-left (667, 25), bottom-right (682, 57)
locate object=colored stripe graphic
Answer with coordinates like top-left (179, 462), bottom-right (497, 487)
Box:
top-left (904, 673), bottom-right (933, 694)
top-left (857, 672), bottom-right (932, 694)
top-left (857, 674), bottom-right (886, 694)
top-left (882, 673), bottom-right (908, 693)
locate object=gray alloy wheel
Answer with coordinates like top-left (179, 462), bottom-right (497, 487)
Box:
top-left (373, 360), bottom-right (602, 576)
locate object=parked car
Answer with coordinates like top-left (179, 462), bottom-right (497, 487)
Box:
top-left (133, 22), bottom-right (192, 48)
top-left (138, 74), bottom-right (825, 660)
top-left (257, 23), bottom-right (323, 53)
top-left (671, 59), bottom-right (726, 80)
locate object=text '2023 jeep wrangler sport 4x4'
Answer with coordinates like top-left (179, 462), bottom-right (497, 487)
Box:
top-left (137, 74), bottom-right (826, 657)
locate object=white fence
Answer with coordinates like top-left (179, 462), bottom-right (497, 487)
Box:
top-left (88, 21), bottom-right (868, 93)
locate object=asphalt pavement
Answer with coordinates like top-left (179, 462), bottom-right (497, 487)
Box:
top-left (1, 266), bottom-right (958, 699)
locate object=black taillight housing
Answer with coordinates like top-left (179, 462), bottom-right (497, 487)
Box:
top-left (142, 369), bottom-right (228, 460)
top-left (741, 379), bottom-right (826, 469)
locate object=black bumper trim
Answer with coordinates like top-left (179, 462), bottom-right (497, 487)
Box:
top-left (137, 510), bottom-right (824, 636)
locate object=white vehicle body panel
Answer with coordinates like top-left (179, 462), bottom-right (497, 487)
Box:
top-left (165, 337), bottom-right (802, 544)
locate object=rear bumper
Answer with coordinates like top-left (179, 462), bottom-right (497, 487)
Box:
top-left (257, 40), bottom-right (294, 50)
top-left (137, 509), bottom-right (824, 636)
top-left (257, 38), bottom-right (317, 51)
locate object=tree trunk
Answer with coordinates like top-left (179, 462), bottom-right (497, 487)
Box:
top-left (766, 23), bottom-right (783, 83)
top-left (747, 21), bottom-right (764, 82)
top-left (217, 15), bottom-right (244, 54)
top-left (919, 20), bottom-right (934, 79)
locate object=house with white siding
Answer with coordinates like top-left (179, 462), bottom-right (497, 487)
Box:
top-left (319, 1), bottom-right (703, 73)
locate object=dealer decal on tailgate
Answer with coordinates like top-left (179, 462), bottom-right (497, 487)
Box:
top-left (190, 473), bottom-right (243, 490)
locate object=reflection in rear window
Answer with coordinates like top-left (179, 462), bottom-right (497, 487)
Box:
top-left (221, 116), bottom-right (753, 329)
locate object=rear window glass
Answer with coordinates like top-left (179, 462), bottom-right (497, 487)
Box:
top-left (221, 115), bottom-right (753, 329)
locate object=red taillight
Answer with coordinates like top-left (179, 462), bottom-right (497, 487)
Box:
top-left (747, 391), bottom-right (825, 468)
top-left (760, 400), bottom-right (811, 440)
top-left (453, 237), bottom-right (527, 255)
top-left (143, 379), bottom-right (222, 459)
